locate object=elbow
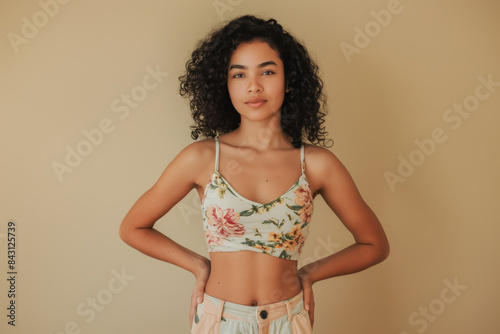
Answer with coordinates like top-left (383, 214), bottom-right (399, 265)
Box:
top-left (119, 227), bottom-right (127, 243)
top-left (364, 238), bottom-right (390, 265)
top-left (119, 223), bottom-right (131, 245)
top-left (376, 238), bottom-right (390, 263)
top-left (380, 243), bottom-right (390, 262)
top-left (119, 223), bottom-right (152, 246)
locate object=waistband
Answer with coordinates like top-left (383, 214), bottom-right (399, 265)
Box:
top-left (201, 290), bottom-right (305, 325)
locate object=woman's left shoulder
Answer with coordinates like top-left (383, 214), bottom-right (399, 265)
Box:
top-left (303, 144), bottom-right (352, 193)
top-left (303, 144), bottom-right (343, 170)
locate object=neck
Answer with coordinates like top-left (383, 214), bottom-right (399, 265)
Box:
top-left (231, 114), bottom-right (293, 151)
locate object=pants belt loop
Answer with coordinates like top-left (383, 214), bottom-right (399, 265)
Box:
top-left (215, 299), bottom-right (225, 332)
top-left (284, 300), bottom-right (293, 322)
top-left (216, 299), bottom-right (225, 323)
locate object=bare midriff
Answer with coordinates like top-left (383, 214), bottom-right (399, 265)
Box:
top-left (205, 251), bottom-right (302, 306)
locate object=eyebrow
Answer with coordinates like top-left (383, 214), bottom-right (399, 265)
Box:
top-left (228, 61), bottom-right (277, 71)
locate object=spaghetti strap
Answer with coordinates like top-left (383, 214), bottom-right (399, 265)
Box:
top-left (300, 144), bottom-right (305, 174)
top-left (214, 136), bottom-right (220, 172)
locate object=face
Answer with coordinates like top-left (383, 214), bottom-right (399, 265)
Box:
top-left (227, 40), bottom-right (288, 123)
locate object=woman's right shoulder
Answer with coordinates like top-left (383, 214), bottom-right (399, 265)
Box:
top-left (169, 138), bottom-right (217, 186)
top-left (178, 138), bottom-right (216, 161)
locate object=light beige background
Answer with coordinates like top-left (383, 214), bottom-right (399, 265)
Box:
top-left (1, 0), bottom-right (499, 333)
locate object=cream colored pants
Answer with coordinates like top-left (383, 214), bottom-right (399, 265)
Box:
top-left (191, 290), bottom-right (313, 334)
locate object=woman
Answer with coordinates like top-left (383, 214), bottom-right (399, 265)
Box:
top-left (119, 15), bottom-right (389, 333)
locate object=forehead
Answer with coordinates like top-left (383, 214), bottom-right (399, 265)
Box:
top-left (229, 40), bottom-right (282, 65)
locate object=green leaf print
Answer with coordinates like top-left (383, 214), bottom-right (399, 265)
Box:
top-left (278, 219), bottom-right (285, 229)
top-left (253, 226), bottom-right (262, 237)
top-left (195, 313), bottom-right (199, 324)
top-left (286, 204), bottom-right (303, 212)
top-left (262, 218), bottom-right (282, 229)
top-left (279, 250), bottom-right (291, 259)
top-left (240, 205), bottom-right (259, 216)
top-left (217, 188), bottom-right (226, 198)
top-left (242, 238), bottom-right (259, 247)
top-left (241, 238), bottom-right (281, 255)
top-left (238, 197), bottom-right (286, 217)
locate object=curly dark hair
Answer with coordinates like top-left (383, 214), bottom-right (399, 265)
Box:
top-left (179, 15), bottom-right (332, 148)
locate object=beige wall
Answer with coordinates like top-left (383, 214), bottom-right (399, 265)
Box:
top-left (1, 0), bottom-right (499, 333)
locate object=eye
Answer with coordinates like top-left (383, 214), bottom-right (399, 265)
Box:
top-left (262, 70), bottom-right (275, 76)
top-left (232, 73), bottom-right (245, 79)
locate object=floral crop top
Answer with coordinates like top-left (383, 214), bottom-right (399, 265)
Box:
top-left (201, 137), bottom-right (314, 260)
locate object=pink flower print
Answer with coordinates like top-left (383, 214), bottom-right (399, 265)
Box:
top-left (294, 184), bottom-right (313, 223)
top-left (205, 229), bottom-right (223, 247)
top-left (206, 205), bottom-right (245, 238)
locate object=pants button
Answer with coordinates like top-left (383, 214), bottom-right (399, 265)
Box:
top-left (260, 310), bottom-right (268, 319)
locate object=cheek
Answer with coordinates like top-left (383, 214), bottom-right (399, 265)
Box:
top-left (272, 83), bottom-right (287, 103)
top-left (226, 85), bottom-right (241, 108)
top-left (273, 75), bottom-right (287, 98)
top-left (227, 87), bottom-right (237, 103)
top-left (227, 82), bottom-right (239, 98)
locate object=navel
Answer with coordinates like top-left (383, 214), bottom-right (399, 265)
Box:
top-left (251, 300), bottom-right (258, 306)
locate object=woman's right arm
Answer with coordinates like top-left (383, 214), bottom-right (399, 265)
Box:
top-left (118, 141), bottom-right (211, 278)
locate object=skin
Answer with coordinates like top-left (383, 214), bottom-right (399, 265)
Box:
top-left (119, 40), bottom-right (390, 330)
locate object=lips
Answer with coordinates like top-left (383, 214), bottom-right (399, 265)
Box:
top-left (245, 98), bottom-right (267, 108)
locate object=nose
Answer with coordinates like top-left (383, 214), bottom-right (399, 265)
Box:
top-left (247, 76), bottom-right (262, 93)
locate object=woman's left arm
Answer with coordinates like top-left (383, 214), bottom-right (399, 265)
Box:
top-left (298, 147), bottom-right (390, 325)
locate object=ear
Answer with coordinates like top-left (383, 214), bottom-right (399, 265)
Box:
top-left (285, 81), bottom-right (290, 93)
